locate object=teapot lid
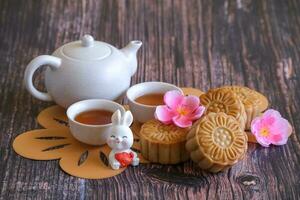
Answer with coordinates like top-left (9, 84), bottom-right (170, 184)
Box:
top-left (62, 35), bottom-right (112, 60)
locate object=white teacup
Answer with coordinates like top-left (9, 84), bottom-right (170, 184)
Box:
top-left (126, 82), bottom-right (183, 123)
top-left (67, 99), bottom-right (125, 145)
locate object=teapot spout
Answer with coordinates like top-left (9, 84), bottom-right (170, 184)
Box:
top-left (121, 40), bottom-right (142, 57)
top-left (121, 40), bottom-right (142, 76)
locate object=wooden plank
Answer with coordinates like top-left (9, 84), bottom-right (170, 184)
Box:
top-left (0, 0), bottom-right (299, 199)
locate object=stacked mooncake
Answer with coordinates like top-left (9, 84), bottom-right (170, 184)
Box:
top-left (139, 86), bottom-right (269, 172)
top-left (186, 86), bottom-right (268, 172)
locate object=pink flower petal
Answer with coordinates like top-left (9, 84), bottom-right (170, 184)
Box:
top-left (268, 118), bottom-right (291, 145)
top-left (172, 115), bottom-right (192, 128)
top-left (260, 109), bottom-right (281, 126)
top-left (271, 134), bottom-right (283, 142)
top-left (182, 95), bottom-right (200, 112)
top-left (264, 109), bottom-right (282, 119)
top-left (187, 106), bottom-right (205, 120)
top-left (164, 90), bottom-right (184, 110)
top-left (269, 118), bottom-right (289, 135)
top-left (155, 105), bottom-right (176, 124)
top-left (251, 117), bottom-right (272, 147)
top-left (255, 135), bottom-right (271, 147)
top-left (270, 134), bottom-right (288, 145)
top-left (251, 118), bottom-right (262, 134)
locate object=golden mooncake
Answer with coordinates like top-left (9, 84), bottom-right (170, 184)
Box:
top-left (139, 120), bottom-right (189, 164)
top-left (213, 86), bottom-right (268, 130)
top-left (186, 112), bottom-right (248, 173)
top-left (200, 89), bottom-right (247, 130)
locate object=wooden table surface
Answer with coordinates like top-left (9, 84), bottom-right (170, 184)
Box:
top-left (0, 0), bottom-right (299, 199)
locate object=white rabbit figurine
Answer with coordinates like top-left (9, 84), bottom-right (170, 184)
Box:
top-left (107, 110), bottom-right (140, 170)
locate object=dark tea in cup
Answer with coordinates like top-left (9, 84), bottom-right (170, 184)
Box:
top-left (75, 109), bottom-right (113, 125)
top-left (134, 93), bottom-right (165, 106)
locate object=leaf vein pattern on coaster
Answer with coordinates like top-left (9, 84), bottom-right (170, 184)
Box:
top-left (53, 118), bottom-right (69, 127)
top-left (100, 151), bottom-right (109, 166)
top-left (42, 143), bottom-right (71, 152)
top-left (78, 150), bottom-right (89, 166)
top-left (35, 136), bottom-right (66, 140)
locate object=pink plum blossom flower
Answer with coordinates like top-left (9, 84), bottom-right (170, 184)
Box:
top-left (155, 90), bottom-right (205, 128)
top-left (251, 109), bottom-right (292, 147)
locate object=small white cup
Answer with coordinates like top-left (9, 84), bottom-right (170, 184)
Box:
top-left (126, 82), bottom-right (183, 123)
top-left (67, 99), bottom-right (125, 145)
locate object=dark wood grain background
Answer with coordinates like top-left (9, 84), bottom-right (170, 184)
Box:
top-left (0, 0), bottom-right (299, 199)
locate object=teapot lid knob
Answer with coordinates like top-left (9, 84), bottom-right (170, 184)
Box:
top-left (81, 34), bottom-right (94, 47)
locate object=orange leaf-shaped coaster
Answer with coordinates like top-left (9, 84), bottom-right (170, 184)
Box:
top-left (13, 128), bottom-right (126, 179)
top-left (13, 128), bottom-right (149, 179)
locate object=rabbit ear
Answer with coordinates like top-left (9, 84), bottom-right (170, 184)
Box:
top-left (121, 111), bottom-right (133, 127)
top-left (111, 110), bottom-right (122, 125)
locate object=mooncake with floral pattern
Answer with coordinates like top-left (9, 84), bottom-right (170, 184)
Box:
top-left (200, 89), bottom-right (247, 130)
top-left (140, 120), bottom-right (189, 164)
top-left (186, 112), bottom-right (248, 173)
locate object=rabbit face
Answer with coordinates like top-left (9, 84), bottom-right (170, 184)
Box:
top-left (107, 126), bottom-right (133, 151)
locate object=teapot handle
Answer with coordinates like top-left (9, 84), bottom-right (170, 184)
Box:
top-left (24, 55), bottom-right (61, 101)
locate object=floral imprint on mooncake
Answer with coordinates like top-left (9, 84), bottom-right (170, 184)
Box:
top-left (186, 112), bottom-right (248, 173)
top-left (200, 89), bottom-right (247, 130)
top-left (212, 127), bottom-right (234, 148)
top-left (141, 120), bottom-right (187, 144)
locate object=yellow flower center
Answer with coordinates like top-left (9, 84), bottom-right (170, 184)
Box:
top-left (177, 107), bottom-right (188, 116)
top-left (260, 127), bottom-right (269, 137)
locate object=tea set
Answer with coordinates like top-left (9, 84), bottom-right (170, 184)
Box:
top-left (23, 34), bottom-right (293, 173)
top-left (24, 34), bottom-right (181, 170)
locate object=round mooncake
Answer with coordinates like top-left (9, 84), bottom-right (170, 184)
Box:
top-left (200, 89), bottom-right (247, 130)
top-left (214, 86), bottom-right (268, 130)
top-left (186, 112), bottom-right (248, 173)
top-left (140, 120), bottom-right (190, 164)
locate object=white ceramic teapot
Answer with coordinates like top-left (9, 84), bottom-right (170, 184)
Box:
top-left (24, 34), bottom-right (142, 108)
